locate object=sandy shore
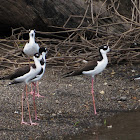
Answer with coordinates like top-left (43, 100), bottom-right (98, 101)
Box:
top-left (0, 63), bottom-right (139, 140)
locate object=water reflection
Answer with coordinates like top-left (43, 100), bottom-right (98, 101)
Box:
top-left (66, 110), bottom-right (140, 140)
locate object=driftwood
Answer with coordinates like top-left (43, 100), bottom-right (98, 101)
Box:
top-left (0, 0), bottom-right (140, 76)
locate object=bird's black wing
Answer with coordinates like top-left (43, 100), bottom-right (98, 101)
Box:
top-left (0, 64), bottom-right (35, 80)
top-left (63, 60), bottom-right (98, 77)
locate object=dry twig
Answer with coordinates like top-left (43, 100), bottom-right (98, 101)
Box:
top-left (0, 0), bottom-right (140, 75)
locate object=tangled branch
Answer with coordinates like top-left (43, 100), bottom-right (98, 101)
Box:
top-left (0, 0), bottom-right (140, 76)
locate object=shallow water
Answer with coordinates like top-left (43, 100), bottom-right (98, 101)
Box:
top-left (66, 110), bottom-right (140, 140)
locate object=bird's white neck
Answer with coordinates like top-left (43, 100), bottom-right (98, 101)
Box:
top-left (102, 53), bottom-right (107, 59)
top-left (29, 35), bottom-right (35, 44)
top-left (34, 58), bottom-right (41, 68)
top-left (42, 52), bottom-right (46, 62)
top-left (101, 53), bottom-right (108, 63)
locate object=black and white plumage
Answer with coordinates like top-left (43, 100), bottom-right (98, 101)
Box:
top-left (64, 45), bottom-right (110, 77)
top-left (0, 53), bottom-right (44, 85)
top-left (31, 47), bottom-right (47, 82)
top-left (0, 53), bottom-right (44, 125)
top-left (63, 45), bottom-right (110, 114)
top-left (23, 29), bottom-right (40, 56)
top-left (30, 47), bottom-right (47, 97)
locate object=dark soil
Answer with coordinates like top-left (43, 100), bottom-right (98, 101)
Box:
top-left (0, 63), bottom-right (139, 140)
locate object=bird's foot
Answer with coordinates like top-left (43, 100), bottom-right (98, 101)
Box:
top-left (21, 120), bottom-right (39, 125)
top-left (35, 93), bottom-right (44, 98)
top-left (35, 116), bottom-right (40, 121)
top-left (28, 92), bottom-right (44, 98)
top-left (21, 120), bottom-right (30, 125)
top-left (29, 91), bottom-right (34, 95)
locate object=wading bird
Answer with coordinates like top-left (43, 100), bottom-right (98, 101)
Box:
top-left (63, 45), bottom-right (110, 115)
top-left (23, 29), bottom-right (40, 57)
top-left (30, 47), bottom-right (47, 97)
top-left (0, 53), bottom-right (44, 125)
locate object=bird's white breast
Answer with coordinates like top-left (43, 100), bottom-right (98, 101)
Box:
top-left (23, 42), bottom-right (39, 56)
top-left (14, 65), bottom-right (42, 84)
top-left (31, 63), bottom-right (46, 82)
top-left (82, 58), bottom-right (108, 77)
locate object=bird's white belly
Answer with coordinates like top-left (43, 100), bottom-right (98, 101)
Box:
top-left (31, 64), bottom-right (46, 82)
top-left (15, 67), bottom-right (41, 84)
top-left (23, 43), bottom-right (39, 56)
top-left (82, 60), bottom-right (107, 77)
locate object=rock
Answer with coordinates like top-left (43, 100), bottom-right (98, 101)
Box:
top-left (100, 90), bottom-right (105, 94)
top-left (119, 96), bottom-right (127, 101)
top-left (107, 125), bottom-right (112, 129)
top-left (103, 82), bottom-right (108, 85)
top-left (58, 110), bottom-right (62, 115)
top-left (52, 113), bottom-right (57, 117)
top-left (55, 100), bottom-right (60, 104)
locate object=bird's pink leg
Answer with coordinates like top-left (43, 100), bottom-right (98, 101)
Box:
top-left (35, 81), bottom-right (44, 98)
top-left (25, 84), bottom-right (38, 125)
top-left (91, 78), bottom-right (97, 115)
top-left (30, 82), bottom-right (44, 98)
top-left (32, 83), bottom-right (39, 121)
top-left (21, 85), bottom-right (29, 125)
top-left (29, 83), bottom-right (34, 95)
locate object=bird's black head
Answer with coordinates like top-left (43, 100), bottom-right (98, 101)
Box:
top-left (99, 45), bottom-right (109, 51)
top-left (98, 45), bottom-right (110, 60)
top-left (99, 45), bottom-right (110, 53)
top-left (39, 47), bottom-right (47, 54)
top-left (34, 53), bottom-right (44, 63)
top-left (29, 29), bottom-right (36, 33)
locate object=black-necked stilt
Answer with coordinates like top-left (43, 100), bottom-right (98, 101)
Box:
top-left (63, 45), bottom-right (110, 115)
top-left (23, 29), bottom-right (40, 57)
top-left (0, 53), bottom-right (44, 125)
top-left (30, 47), bottom-right (47, 97)
top-left (23, 29), bottom-right (46, 98)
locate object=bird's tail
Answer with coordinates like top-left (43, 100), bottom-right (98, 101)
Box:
top-left (8, 81), bottom-right (21, 85)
